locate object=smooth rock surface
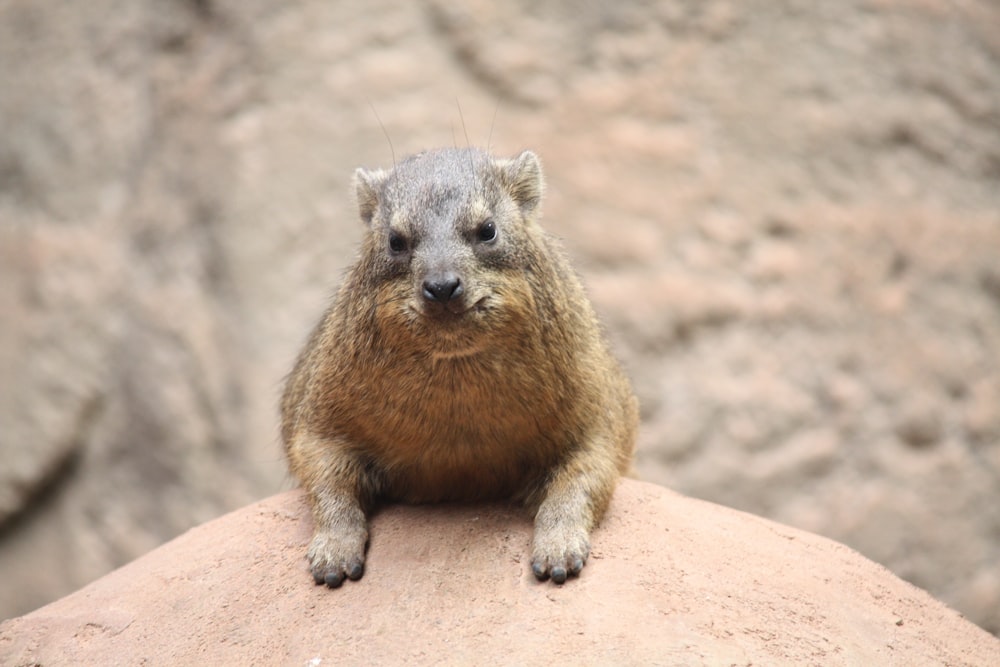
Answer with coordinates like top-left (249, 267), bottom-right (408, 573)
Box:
top-left (1, 480), bottom-right (997, 666)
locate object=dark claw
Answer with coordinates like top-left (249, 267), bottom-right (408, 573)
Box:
top-left (347, 561), bottom-right (365, 581)
top-left (531, 561), bottom-right (548, 581)
top-left (324, 571), bottom-right (346, 588)
top-left (550, 566), bottom-right (568, 584)
top-left (313, 571), bottom-right (326, 586)
top-left (570, 557), bottom-right (584, 575)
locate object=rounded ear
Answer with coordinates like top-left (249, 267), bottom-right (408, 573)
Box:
top-left (496, 150), bottom-right (544, 215)
top-left (353, 167), bottom-right (387, 225)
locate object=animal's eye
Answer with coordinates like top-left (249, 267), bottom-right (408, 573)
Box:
top-left (388, 231), bottom-right (408, 254)
top-left (477, 219), bottom-right (497, 243)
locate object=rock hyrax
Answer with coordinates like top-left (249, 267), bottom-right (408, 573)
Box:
top-left (282, 147), bottom-right (638, 587)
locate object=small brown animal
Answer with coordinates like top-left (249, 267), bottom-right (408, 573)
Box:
top-left (281, 147), bottom-right (638, 587)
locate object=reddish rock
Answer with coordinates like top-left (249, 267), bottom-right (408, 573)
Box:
top-left (2, 480), bottom-right (996, 666)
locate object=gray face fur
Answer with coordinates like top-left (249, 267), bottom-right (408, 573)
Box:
top-left (354, 148), bottom-right (544, 318)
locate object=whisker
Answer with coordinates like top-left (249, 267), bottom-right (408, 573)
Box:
top-left (487, 100), bottom-right (500, 153)
top-left (375, 293), bottom-right (410, 308)
top-left (456, 97), bottom-right (471, 149)
top-left (455, 98), bottom-right (478, 187)
top-left (368, 99), bottom-right (395, 168)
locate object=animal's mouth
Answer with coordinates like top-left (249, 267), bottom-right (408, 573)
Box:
top-left (408, 297), bottom-right (492, 359)
top-left (414, 296), bottom-right (489, 320)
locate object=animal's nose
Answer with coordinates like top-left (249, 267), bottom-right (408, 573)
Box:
top-left (422, 274), bottom-right (463, 303)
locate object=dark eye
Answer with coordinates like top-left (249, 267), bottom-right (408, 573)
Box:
top-left (388, 231), bottom-right (408, 254)
top-left (477, 219), bottom-right (497, 243)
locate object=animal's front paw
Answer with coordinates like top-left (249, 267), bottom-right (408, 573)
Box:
top-left (530, 524), bottom-right (591, 584)
top-left (307, 528), bottom-right (367, 588)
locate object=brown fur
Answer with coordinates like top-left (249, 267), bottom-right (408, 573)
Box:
top-left (281, 147), bottom-right (638, 586)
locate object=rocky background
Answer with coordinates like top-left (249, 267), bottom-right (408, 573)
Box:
top-left (1, 0), bottom-right (998, 633)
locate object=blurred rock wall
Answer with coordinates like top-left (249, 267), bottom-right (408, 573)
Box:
top-left (1, 0), bottom-right (998, 632)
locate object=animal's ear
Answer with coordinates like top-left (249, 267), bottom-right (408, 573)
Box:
top-left (496, 150), bottom-right (544, 215)
top-left (354, 167), bottom-right (387, 225)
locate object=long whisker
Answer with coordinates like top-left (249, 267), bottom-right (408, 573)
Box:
top-left (368, 100), bottom-right (395, 168)
top-left (456, 97), bottom-right (471, 150)
top-left (487, 100), bottom-right (499, 153)
top-left (456, 98), bottom-right (478, 187)
top-left (375, 293), bottom-right (410, 309)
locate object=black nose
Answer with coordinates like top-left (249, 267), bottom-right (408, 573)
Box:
top-left (422, 274), bottom-right (463, 303)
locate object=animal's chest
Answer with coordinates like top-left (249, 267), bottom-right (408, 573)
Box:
top-left (368, 350), bottom-right (550, 427)
top-left (350, 352), bottom-right (564, 500)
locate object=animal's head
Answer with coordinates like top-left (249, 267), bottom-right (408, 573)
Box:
top-left (353, 148), bottom-right (546, 357)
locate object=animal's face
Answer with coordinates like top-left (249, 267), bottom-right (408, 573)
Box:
top-left (355, 148), bottom-right (545, 357)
